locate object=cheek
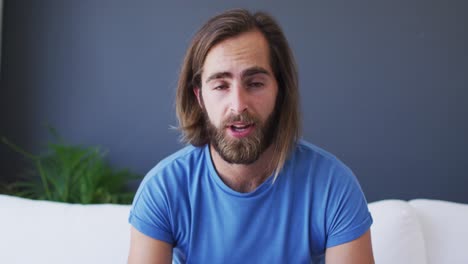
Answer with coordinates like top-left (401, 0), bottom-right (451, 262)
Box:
top-left (202, 100), bottom-right (224, 127)
top-left (260, 89), bottom-right (278, 116)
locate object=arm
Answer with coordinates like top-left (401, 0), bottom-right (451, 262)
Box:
top-left (325, 229), bottom-right (374, 264)
top-left (127, 226), bottom-right (173, 264)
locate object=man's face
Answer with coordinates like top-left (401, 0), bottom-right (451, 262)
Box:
top-left (195, 30), bottom-right (279, 164)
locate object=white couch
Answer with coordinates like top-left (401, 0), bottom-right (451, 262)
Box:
top-left (1, 194), bottom-right (467, 263)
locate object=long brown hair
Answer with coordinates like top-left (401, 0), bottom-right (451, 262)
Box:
top-left (176, 8), bottom-right (301, 179)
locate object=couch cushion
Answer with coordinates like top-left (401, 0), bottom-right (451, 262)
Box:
top-left (409, 199), bottom-right (468, 264)
top-left (368, 199), bottom-right (427, 264)
top-left (0, 194), bottom-right (131, 264)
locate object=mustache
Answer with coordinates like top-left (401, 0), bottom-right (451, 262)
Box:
top-left (222, 112), bottom-right (259, 126)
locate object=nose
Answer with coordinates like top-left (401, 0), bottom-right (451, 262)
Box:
top-left (229, 83), bottom-right (248, 114)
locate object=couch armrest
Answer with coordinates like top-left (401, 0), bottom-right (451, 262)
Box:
top-left (409, 199), bottom-right (468, 264)
top-left (369, 199), bottom-right (427, 264)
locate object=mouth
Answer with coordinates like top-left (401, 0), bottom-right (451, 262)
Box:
top-left (230, 123), bottom-right (252, 131)
top-left (226, 123), bottom-right (255, 138)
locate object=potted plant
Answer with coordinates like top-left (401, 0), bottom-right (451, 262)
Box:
top-left (1, 127), bottom-right (138, 204)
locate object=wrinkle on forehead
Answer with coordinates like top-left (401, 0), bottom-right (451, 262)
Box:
top-left (202, 30), bottom-right (272, 81)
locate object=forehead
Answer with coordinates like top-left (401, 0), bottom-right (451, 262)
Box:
top-left (202, 30), bottom-right (272, 80)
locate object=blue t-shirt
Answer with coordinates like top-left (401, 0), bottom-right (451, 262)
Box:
top-left (129, 140), bottom-right (373, 263)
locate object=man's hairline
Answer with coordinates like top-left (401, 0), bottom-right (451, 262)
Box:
top-left (195, 28), bottom-right (275, 87)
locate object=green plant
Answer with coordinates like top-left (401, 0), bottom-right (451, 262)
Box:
top-left (1, 128), bottom-right (138, 204)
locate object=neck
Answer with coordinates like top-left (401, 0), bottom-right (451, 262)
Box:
top-left (210, 144), bottom-right (276, 193)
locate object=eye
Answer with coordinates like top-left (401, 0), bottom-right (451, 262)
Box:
top-left (248, 82), bottom-right (264, 89)
top-left (213, 84), bottom-right (228, 90)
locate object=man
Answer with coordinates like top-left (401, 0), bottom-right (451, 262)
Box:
top-left (128, 9), bottom-right (374, 264)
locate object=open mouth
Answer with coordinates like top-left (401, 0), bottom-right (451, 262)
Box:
top-left (230, 123), bottom-right (253, 132)
top-left (226, 122), bottom-right (255, 138)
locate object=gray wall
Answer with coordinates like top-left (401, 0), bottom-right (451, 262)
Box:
top-left (0, 0), bottom-right (3, 65)
top-left (1, 0), bottom-right (467, 203)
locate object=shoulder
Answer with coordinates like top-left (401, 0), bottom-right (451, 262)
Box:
top-left (133, 145), bottom-right (207, 203)
top-left (292, 139), bottom-right (354, 176)
top-left (283, 139), bottom-right (361, 205)
top-left (290, 140), bottom-right (367, 214)
top-left (130, 145), bottom-right (206, 223)
top-left (129, 145), bottom-right (206, 243)
top-left (149, 144), bottom-right (204, 174)
top-left (141, 145), bottom-right (205, 184)
top-left (292, 141), bottom-right (372, 250)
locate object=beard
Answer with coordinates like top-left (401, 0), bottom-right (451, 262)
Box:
top-left (203, 109), bottom-right (277, 165)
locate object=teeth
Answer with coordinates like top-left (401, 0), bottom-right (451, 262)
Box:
top-left (231, 124), bottom-right (250, 131)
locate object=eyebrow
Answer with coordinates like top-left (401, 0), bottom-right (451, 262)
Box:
top-left (205, 72), bottom-right (232, 84)
top-left (205, 66), bottom-right (271, 84)
top-left (242, 66), bottom-right (270, 78)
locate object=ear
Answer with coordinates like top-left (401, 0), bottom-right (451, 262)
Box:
top-left (193, 86), bottom-right (203, 108)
